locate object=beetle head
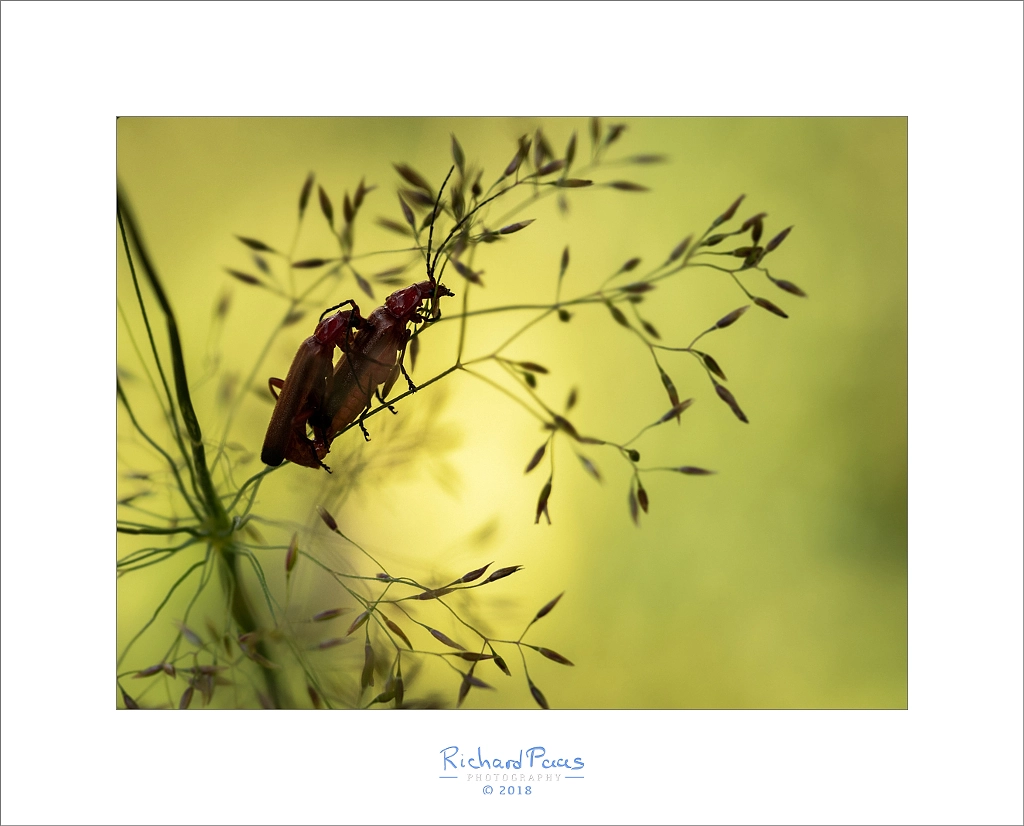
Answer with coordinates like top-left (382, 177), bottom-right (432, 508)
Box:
top-left (386, 280), bottom-right (454, 321)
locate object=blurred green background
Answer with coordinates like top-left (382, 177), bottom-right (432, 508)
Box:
top-left (117, 117), bottom-right (907, 708)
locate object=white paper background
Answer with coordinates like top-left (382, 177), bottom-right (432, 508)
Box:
top-left (2, 2), bottom-right (1022, 824)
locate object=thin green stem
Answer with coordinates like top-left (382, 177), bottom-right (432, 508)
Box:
top-left (117, 554), bottom-right (208, 668)
top-left (458, 366), bottom-right (547, 425)
top-left (117, 194), bottom-right (227, 528)
top-left (117, 379), bottom-right (203, 521)
top-left (117, 523), bottom-right (200, 536)
top-left (117, 209), bottom-right (200, 506)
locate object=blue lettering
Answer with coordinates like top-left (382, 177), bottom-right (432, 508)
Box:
top-left (526, 746), bottom-right (545, 767)
top-left (476, 746), bottom-right (491, 770)
top-left (447, 745), bottom-right (585, 773)
top-left (441, 746), bottom-right (459, 771)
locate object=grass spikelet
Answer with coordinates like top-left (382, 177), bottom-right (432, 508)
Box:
top-left (675, 466), bottom-right (715, 475)
top-left (712, 194), bottom-right (745, 227)
top-left (754, 296), bottom-right (789, 318)
top-left (361, 643), bottom-right (376, 689)
top-left (525, 443), bottom-right (547, 473)
top-left (528, 679), bottom-right (549, 710)
top-left (715, 382), bottom-right (749, 423)
top-left (235, 235), bottom-right (276, 253)
top-left (499, 220), bottom-right (534, 235)
top-left (715, 306), bottom-right (750, 329)
top-left (535, 480), bottom-right (552, 524)
top-left (485, 565), bottom-right (523, 583)
top-left (312, 608), bottom-right (350, 622)
top-left (315, 638), bottom-right (353, 650)
top-left (429, 628), bottom-right (465, 650)
top-left (457, 562), bottom-right (492, 583)
top-left (120, 686), bottom-right (140, 709)
top-left (318, 186), bottom-right (334, 229)
top-left (765, 225), bottom-right (793, 252)
top-left (535, 592), bottom-right (564, 621)
top-left (637, 481), bottom-right (649, 514)
top-left (609, 181), bottom-right (648, 191)
top-left (535, 647), bottom-right (574, 666)
top-left (346, 611), bottom-right (369, 636)
top-left (298, 172), bottom-right (314, 217)
top-left (285, 533), bottom-right (298, 573)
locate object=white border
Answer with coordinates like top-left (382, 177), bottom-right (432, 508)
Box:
top-left (2, 2), bottom-right (1022, 824)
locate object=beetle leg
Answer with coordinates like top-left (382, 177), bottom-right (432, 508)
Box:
top-left (375, 388), bottom-right (398, 415)
top-left (303, 438), bottom-right (332, 473)
top-left (357, 415), bottom-right (371, 441)
top-left (268, 377), bottom-right (284, 400)
top-left (399, 358), bottom-right (416, 393)
top-left (396, 330), bottom-right (417, 393)
top-left (319, 298), bottom-right (360, 324)
top-left (356, 396), bottom-right (374, 441)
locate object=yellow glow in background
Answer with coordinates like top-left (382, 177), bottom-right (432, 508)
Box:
top-left (117, 117), bottom-right (907, 708)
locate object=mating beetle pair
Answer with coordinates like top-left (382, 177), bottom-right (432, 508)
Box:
top-left (261, 278), bottom-right (454, 471)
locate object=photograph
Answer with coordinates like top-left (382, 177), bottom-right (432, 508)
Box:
top-left (116, 116), bottom-right (908, 711)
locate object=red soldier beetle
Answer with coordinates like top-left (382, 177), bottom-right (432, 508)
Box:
top-left (260, 301), bottom-right (362, 470)
top-left (264, 165), bottom-right (460, 467)
top-left (318, 279), bottom-right (455, 444)
top-left (317, 165), bottom-right (459, 446)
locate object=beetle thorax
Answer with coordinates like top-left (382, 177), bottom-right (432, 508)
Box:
top-left (385, 282), bottom-right (430, 320)
top-left (315, 310), bottom-right (353, 345)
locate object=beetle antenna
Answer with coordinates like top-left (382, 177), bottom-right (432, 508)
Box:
top-left (430, 181), bottom-right (513, 283)
top-left (426, 165), bottom-right (455, 284)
